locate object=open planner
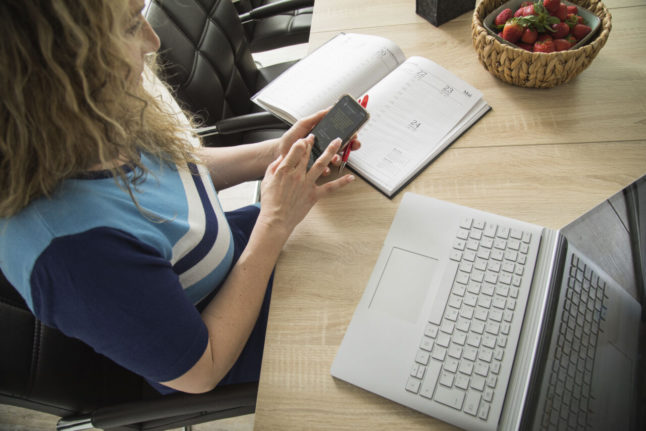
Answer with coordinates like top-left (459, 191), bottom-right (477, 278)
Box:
top-left (252, 33), bottom-right (491, 198)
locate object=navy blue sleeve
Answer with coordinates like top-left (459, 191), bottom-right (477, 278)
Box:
top-left (30, 227), bottom-right (208, 384)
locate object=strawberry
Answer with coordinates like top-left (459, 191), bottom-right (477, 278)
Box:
top-left (517, 42), bottom-right (534, 51)
top-left (566, 5), bottom-right (578, 14)
top-left (521, 4), bottom-right (536, 16)
top-left (555, 3), bottom-right (568, 21)
top-left (553, 38), bottom-right (572, 51)
top-left (565, 34), bottom-right (577, 46)
top-left (501, 19), bottom-right (525, 43)
top-left (543, 0), bottom-right (560, 14)
top-left (534, 38), bottom-right (555, 53)
top-left (495, 8), bottom-right (514, 27)
top-left (571, 23), bottom-right (591, 40)
top-left (521, 27), bottom-right (538, 44)
top-left (551, 21), bottom-right (570, 38)
top-left (537, 33), bottom-right (553, 42)
top-left (514, 7), bottom-right (525, 17)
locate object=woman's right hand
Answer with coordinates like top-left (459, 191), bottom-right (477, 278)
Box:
top-left (256, 134), bottom-right (355, 242)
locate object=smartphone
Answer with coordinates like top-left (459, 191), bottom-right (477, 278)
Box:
top-left (310, 94), bottom-right (369, 159)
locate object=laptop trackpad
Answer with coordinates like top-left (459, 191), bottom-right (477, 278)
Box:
top-left (369, 247), bottom-right (438, 324)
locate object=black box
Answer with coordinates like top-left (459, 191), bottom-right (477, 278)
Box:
top-left (416, 0), bottom-right (475, 27)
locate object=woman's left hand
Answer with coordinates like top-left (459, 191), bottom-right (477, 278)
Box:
top-left (275, 109), bottom-right (361, 173)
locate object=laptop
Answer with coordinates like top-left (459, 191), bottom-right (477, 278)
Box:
top-left (331, 186), bottom-right (643, 430)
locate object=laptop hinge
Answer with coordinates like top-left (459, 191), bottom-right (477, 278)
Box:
top-left (498, 228), bottom-right (566, 430)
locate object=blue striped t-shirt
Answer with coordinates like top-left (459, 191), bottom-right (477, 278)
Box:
top-left (0, 153), bottom-right (266, 390)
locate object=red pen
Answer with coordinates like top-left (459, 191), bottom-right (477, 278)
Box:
top-left (339, 94), bottom-right (369, 175)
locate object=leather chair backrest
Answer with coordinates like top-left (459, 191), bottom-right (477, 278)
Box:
top-left (0, 270), bottom-right (151, 417)
top-left (147, 0), bottom-right (266, 146)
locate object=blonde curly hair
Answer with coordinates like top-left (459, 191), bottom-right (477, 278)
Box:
top-left (0, 0), bottom-right (198, 218)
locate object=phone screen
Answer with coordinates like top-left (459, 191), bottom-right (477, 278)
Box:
top-left (310, 94), bottom-right (369, 159)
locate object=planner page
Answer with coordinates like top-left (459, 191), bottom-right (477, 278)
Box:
top-left (252, 33), bottom-right (406, 123)
top-left (349, 56), bottom-right (486, 196)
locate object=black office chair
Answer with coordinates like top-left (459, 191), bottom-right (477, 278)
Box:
top-left (146, 0), bottom-right (299, 148)
top-left (0, 269), bottom-right (257, 431)
top-left (235, 0), bottom-right (314, 53)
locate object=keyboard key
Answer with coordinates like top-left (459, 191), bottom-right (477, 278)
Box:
top-left (434, 385), bottom-right (465, 410)
top-left (415, 350), bottom-right (430, 365)
top-left (431, 346), bottom-right (447, 361)
top-left (437, 332), bottom-right (451, 348)
top-left (478, 402), bottom-right (491, 420)
top-left (463, 346), bottom-right (478, 362)
top-left (449, 250), bottom-right (462, 261)
top-left (424, 324), bottom-right (439, 338)
top-left (484, 223), bottom-right (497, 238)
top-left (453, 330), bottom-right (467, 346)
top-left (464, 391), bottom-right (481, 416)
top-left (419, 360), bottom-right (442, 399)
top-left (460, 217), bottom-right (473, 229)
top-left (483, 387), bottom-right (494, 402)
top-left (474, 361), bottom-right (489, 377)
top-left (471, 375), bottom-right (486, 391)
top-left (455, 374), bottom-right (470, 390)
top-left (447, 344), bottom-right (463, 359)
top-left (459, 360), bottom-right (474, 375)
top-left (420, 337), bottom-right (433, 352)
top-left (406, 377), bottom-right (421, 394)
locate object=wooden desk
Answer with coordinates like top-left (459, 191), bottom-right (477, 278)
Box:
top-left (254, 0), bottom-right (646, 429)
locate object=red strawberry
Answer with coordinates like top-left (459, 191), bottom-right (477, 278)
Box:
top-left (543, 0), bottom-right (560, 14)
top-left (553, 38), bottom-right (572, 51)
top-left (522, 4), bottom-right (536, 16)
top-left (534, 38), bottom-right (555, 53)
top-left (495, 8), bottom-right (513, 27)
top-left (565, 34), bottom-right (577, 46)
top-left (537, 33), bottom-right (553, 42)
top-left (551, 22), bottom-right (570, 38)
top-left (517, 42), bottom-right (534, 51)
top-left (566, 5), bottom-right (578, 14)
top-left (514, 7), bottom-right (525, 17)
top-left (555, 3), bottom-right (568, 21)
top-left (501, 19), bottom-right (525, 43)
top-left (521, 27), bottom-right (538, 44)
top-left (571, 23), bottom-right (591, 40)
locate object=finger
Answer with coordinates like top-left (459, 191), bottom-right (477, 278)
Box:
top-left (329, 153), bottom-right (342, 167)
top-left (266, 154), bottom-right (283, 175)
top-left (348, 137), bottom-right (362, 151)
top-left (280, 138), bottom-right (309, 171)
top-left (307, 138), bottom-right (341, 180)
top-left (317, 173), bottom-right (356, 196)
top-left (297, 108), bottom-right (330, 133)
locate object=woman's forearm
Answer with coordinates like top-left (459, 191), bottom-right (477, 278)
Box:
top-left (195, 139), bottom-right (278, 191)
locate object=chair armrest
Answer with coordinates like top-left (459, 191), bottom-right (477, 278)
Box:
top-left (239, 0), bottom-right (314, 23)
top-left (194, 112), bottom-right (288, 138)
top-left (57, 382), bottom-right (258, 430)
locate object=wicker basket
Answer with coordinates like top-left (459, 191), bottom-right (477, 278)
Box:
top-left (472, 0), bottom-right (612, 88)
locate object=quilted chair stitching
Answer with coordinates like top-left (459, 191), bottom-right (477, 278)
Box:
top-left (204, 0), bottom-right (244, 117)
top-left (153, 1), bottom-right (202, 91)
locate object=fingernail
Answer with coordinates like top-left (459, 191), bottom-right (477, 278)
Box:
top-left (348, 175), bottom-right (355, 181)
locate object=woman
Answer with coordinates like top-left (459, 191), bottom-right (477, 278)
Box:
top-left (0, 0), bottom-right (358, 394)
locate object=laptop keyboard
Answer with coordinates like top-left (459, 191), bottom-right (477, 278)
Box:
top-left (405, 216), bottom-right (534, 423)
top-left (539, 252), bottom-right (607, 430)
